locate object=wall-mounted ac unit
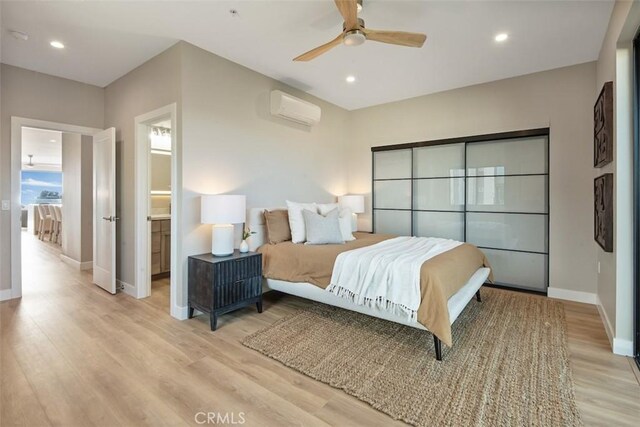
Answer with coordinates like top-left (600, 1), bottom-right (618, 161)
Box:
top-left (270, 90), bottom-right (321, 126)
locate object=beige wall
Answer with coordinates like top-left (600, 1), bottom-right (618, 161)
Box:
top-left (61, 133), bottom-right (82, 261)
top-left (595, 0), bottom-right (638, 350)
top-left (347, 62), bottom-right (597, 295)
top-left (80, 135), bottom-right (93, 263)
top-left (178, 42), bottom-right (350, 307)
top-left (0, 64), bottom-right (104, 291)
top-left (103, 43), bottom-right (182, 287)
top-left (61, 133), bottom-right (93, 264)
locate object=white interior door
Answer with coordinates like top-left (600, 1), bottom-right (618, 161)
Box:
top-left (93, 128), bottom-right (117, 294)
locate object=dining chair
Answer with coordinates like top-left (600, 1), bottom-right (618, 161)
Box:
top-left (45, 205), bottom-right (57, 242)
top-left (52, 205), bottom-right (63, 244)
top-left (36, 204), bottom-right (53, 240)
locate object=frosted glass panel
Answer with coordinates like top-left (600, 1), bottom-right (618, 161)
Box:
top-left (414, 143), bottom-right (465, 178)
top-left (374, 150), bottom-right (412, 179)
top-left (374, 180), bottom-right (411, 209)
top-left (414, 212), bottom-right (464, 241)
top-left (467, 213), bottom-right (547, 253)
top-left (467, 136), bottom-right (548, 176)
top-left (374, 210), bottom-right (411, 235)
top-left (467, 175), bottom-right (547, 213)
top-left (414, 178), bottom-right (464, 211)
top-left (482, 249), bottom-right (547, 291)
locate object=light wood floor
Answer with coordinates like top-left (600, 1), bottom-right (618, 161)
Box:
top-left (1, 232), bottom-right (639, 426)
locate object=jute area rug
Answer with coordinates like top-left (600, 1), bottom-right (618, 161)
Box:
top-left (242, 288), bottom-right (582, 426)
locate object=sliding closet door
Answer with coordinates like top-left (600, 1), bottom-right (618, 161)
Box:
top-left (372, 130), bottom-right (549, 293)
top-left (413, 143), bottom-right (465, 241)
top-left (466, 136), bottom-right (549, 291)
top-left (373, 150), bottom-right (412, 235)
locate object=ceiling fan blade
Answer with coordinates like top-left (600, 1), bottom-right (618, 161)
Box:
top-left (334, 0), bottom-right (358, 30)
top-left (293, 33), bottom-right (344, 61)
top-left (363, 29), bottom-right (427, 48)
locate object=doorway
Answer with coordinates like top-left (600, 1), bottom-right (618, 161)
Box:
top-left (134, 104), bottom-right (182, 319)
top-left (9, 118), bottom-right (104, 299)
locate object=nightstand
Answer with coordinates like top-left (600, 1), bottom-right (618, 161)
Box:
top-left (188, 250), bottom-right (262, 330)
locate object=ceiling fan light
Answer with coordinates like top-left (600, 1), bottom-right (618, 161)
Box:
top-left (344, 30), bottom-right (366, 47)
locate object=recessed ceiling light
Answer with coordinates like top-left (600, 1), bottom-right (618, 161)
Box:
top-left (346, 75), bottom-right (356, 83)
top-left (49, 139), bottom-right (56, 143)
top-left (494, 33), bottom-right (508, 42)
top-left (50, 40), bottom-right (65, 49)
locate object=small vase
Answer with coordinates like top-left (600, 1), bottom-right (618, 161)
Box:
top-left (239, 240), bottom-right (249, 253)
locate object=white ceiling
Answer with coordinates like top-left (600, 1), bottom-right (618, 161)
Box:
top-left (21, 127), bottom-right (62, 170)
top-left (1, 1), bottom-right (614, 110)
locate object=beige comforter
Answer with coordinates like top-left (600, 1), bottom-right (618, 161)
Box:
top-left (258, 232), bottom-right (493, 346)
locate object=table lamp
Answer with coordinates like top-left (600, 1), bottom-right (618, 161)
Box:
top-left (201, 194), bottom-right (246, 256)
top-left (338, 195), bottom-right (365, 231)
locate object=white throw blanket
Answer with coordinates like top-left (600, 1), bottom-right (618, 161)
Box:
top-left (327, 236), bottom-right (463, 321)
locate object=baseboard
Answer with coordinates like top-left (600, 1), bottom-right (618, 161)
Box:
top-left (596, 295), bottom-right (634, 356)
top-left (613, 338), bottom-right (634, 356)
top-left (172, 304), bottom-right (189, 320)
top-left (60, 254), bottom-right (92, 271)
top-left (547, 287), bottom-right (597, 304)
top-left (118, 280), bottom-right (136, 297)
top-left (0, 288), bottom-right (14, 302)
top-left (60, 254), bottom-right (81, 269)
top-left (596, 294), bottom-right (615, 348)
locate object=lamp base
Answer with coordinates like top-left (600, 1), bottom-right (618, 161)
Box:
top-left (351, 213), bottom-right (358, 232)
top-left (211, 224), bottom-right (234, 256)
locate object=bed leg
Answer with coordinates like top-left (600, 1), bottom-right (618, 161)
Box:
top-left (433, 335), bottom-right (442, 361)
top-left (475, 290), bottom-right (482, 302)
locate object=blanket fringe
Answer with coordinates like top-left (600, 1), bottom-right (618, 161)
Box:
top-left (326, 283), bottom-right (418, 322)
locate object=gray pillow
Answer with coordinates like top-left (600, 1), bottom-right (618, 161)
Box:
top-left (302, 208), bottom-right (345, 245)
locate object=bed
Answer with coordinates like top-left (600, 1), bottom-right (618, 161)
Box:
top-left (248, 207), bottom-right (492, 360)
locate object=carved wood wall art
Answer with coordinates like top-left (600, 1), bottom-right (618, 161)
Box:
top-left (594, 173), bottom-right (613, 252)
top-left (594, 81), bottom-right (613, 168)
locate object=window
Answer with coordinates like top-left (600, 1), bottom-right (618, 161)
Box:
top-left (21, 170), bottom-right (63, 205)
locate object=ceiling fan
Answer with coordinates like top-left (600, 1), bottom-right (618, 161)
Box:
top-left (25, 154), bottom-right (35, 169)
top-left (293, 0), bottom-right (427, 62)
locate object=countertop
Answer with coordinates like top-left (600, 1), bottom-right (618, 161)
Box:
top-left (150, 214), bottom-right (171, 220)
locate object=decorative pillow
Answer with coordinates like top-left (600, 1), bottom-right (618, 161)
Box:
top-left (338, 207), bottom-right (355, 242)
top-left (264, 209), bottom-right (291, 244)
top-left (286, 200), bottom-right (318, 243)
top-left (302, 209), bottom-right (344, 245)
top-left (317, 202), bottom-right (339, 216)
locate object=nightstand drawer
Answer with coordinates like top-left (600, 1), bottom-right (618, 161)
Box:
top-left (213, 276), bottom-right (261, 309)
top-left (214, 255), bottom-right (261, 283)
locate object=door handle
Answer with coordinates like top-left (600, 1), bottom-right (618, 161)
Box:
top-left (102, 216), bottom-right (120, 222)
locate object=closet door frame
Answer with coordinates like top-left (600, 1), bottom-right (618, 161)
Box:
top-left (371, 127), bottom-right (550, 294)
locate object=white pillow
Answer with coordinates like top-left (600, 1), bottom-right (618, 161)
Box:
top-left (338, 207), bottom-right (355, 242)
top-left (303, 209), bottom-right (344, 245)
top-left (317, 202), bottom-right (339, 216)
top-left (286, 200), bottom-right (318, 243)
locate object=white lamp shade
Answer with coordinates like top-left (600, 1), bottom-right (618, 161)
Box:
top-left (201, 194), bottom-right (246, 224)
top-left (339, 195), bottom-right (365, 214)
